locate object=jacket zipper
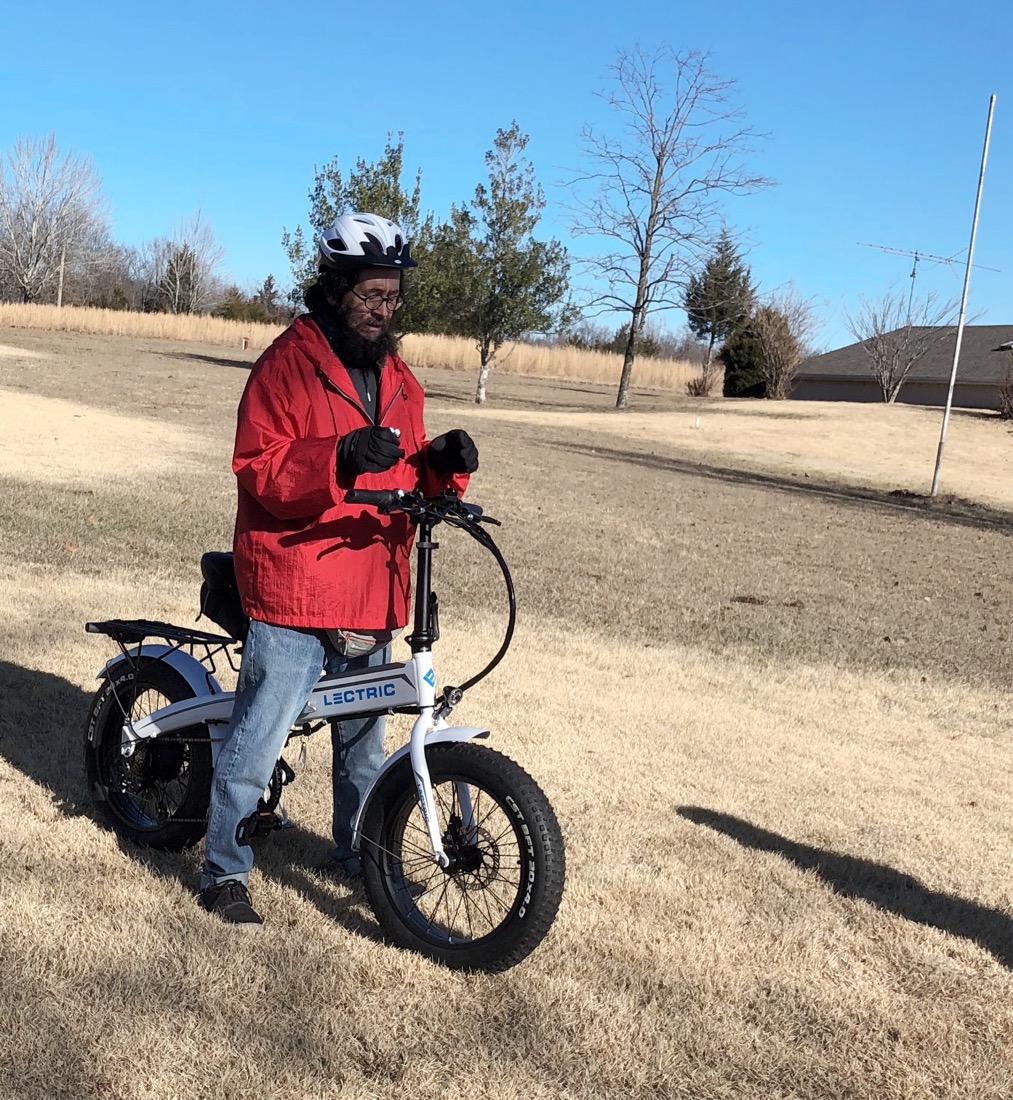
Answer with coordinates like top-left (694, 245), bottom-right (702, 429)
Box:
top-left (317, 367), bottom-right (404, 427)
top-left (378, 382), bottom-right (405, 425)
top-left (316, 368), bottom-right (371, 423)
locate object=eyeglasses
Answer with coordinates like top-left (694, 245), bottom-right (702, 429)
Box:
top-left (350, 289), bottom-right (405, 312)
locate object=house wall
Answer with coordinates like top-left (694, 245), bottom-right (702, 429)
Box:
top-left (791, 380), bottom-right (880, 402)
top-left (791, 379), bottom-right (1001, 410)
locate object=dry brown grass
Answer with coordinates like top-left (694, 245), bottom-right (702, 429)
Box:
top-left (3, 328), bottom-right (1013, 1098)
top-left (0, 303), bottom-right (698, 392)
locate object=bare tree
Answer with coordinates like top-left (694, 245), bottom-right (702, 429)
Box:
top-left (569, 45), bottom-right (770, 408)
top-left (54, 221), bottom-right (126, 307)
top-left (751, 288), bottom-right (818, 399)
top-left (150, 212), bottom-right (224, 313)
top-left (998, 347), bottom-right (1013, 420)
top-left (844, 290), bottom-right (956, 403)
top-left (0, 133), bottom-right (106, 303)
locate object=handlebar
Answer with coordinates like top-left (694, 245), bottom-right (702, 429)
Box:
top-left (344, 488), bottom-right (408, 511)
top-left (345, 488), bottom-right (492, 525)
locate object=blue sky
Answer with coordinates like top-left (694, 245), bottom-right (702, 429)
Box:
top-left (1, 0), bottom-right (1009, 350)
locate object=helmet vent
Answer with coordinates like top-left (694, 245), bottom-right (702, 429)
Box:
top-left (326, 237), bottom-right (348, 252)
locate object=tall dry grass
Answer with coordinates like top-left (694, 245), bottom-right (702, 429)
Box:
top-left (0, 301), bottom-right (285, 350)
top-left (0, 302), bottom-right (699, 392)
top-left (402, 331), bottom-right (699, 391)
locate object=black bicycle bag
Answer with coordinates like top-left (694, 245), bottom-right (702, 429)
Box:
top-left (198, 552), bottom-right (250, 642)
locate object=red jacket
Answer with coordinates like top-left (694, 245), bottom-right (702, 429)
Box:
top-left (231, 315), bottom-right (467, 630)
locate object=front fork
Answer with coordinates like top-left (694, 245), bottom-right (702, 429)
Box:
top-left (409, 650), bottom-right (449, 867)
top-left (408, 652), bottom-right (477, 868)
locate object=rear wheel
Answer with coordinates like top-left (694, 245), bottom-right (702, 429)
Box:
top-left (84, 659), bottom-right (212, 850)
top-left (361, 742), bottom-right (565, 972)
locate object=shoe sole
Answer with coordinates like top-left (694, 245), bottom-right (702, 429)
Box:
top-left (207, 913), bottom-right (264, 931)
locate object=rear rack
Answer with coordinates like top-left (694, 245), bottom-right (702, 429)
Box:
top-left (86, 618), bottom-right (235, 646)
top-left (86, 618), bottom-right (240, 679)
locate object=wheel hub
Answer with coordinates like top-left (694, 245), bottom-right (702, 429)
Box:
top-left (133, 738), bottom-right (186, 784)
top-left (441, 819), bottom-right (500, 885)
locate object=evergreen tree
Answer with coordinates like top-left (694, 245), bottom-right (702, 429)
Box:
top-left (281, 132), bottom-right (436, 329)
top-left (683, 229), bottom-right (756, 369)
top-left (607, 322), bottom-right (663, 359)
top-left (213, 275), bottom-right (289, 324)
top-left (428, 122), bottom-right (571, 403)
top-left (720, 316), bottom-right (767, 397)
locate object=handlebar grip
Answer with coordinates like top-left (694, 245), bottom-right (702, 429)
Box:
top-left (344, 489), bottom-right (407, 511)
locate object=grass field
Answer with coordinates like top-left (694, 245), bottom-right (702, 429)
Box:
top-left (2, 327), bottom-right (1013, 1098)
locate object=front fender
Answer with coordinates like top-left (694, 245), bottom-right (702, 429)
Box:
top-left (352, 725), bottom-right (489, 847)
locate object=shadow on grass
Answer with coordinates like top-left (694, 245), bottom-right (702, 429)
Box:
top-left (678, 805), bottom-right (1013, 969)
top-left (553, 440), bottom-right (1013, 534)
top-left (0, 661), bottom-right (94, 812)
top-left (166, 351), bottom-right (256, 370)
top-left (420, 379), bottom-right (680, 412)
top-left (0, 659), bottom-right (383, 944)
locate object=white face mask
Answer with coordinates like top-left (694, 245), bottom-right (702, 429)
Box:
top-left (326, 627), bottom-right (402, 660)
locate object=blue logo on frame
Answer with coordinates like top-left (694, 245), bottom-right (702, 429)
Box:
top-left (424, 669), bottom-right (436, 687)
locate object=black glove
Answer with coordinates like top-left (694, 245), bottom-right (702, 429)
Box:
top-left (427, 429), bottom-right (479, 476)
top-left (337, 426), bottom-right (405, 476)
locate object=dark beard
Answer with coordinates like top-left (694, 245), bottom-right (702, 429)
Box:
top-left (311, 308), bottom-right (399, 373)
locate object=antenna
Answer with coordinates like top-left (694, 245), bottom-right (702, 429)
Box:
top-left (857, 242), bottom-right (1000, 323)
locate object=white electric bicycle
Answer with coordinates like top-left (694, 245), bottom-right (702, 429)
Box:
top-left (83, 489), bottom-right (565, 972)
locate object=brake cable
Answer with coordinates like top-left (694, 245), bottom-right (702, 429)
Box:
top-left (434, 509), bottom-right (516, 709)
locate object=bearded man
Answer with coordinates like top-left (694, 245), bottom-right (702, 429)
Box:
top-left (199, 213), bottom-right (478, 928)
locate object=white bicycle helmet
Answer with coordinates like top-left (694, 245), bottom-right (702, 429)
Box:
top-left (317, 213), bottom-right (417, 271)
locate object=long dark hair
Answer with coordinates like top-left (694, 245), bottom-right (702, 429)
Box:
top-left (303, 268), bottom-right (357, 314)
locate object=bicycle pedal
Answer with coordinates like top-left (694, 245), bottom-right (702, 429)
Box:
top-left (236, 808), bottom-right (287, 846)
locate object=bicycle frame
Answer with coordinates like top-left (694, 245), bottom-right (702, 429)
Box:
top-left (109, 647), bottom-right (486, 867)
top-left (92, 492), bottom-right (509, 870)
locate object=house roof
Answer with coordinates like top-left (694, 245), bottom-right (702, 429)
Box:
top-left (799, 324), bottom-right (1013, 385)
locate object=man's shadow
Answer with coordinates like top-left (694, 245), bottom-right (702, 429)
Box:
top-left (678, 806), bottom-right (1013, 969)
top-left (0, 659), bottom-right (383, 943)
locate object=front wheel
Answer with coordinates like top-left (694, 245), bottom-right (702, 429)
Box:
top-left (83, 659), bottom-right (213, 850)
top-left (361, 743), bottom-right (565, 972)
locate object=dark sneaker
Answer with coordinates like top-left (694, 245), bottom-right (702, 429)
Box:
top-left (319, 854), bottom-right (362, 885)
top-left (200, 880), bottom-right (263, 930)
top-left (336, 854), bottom-right (362, 879)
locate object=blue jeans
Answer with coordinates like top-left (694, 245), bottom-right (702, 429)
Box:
top-left (201, 619), bottom-right (388, 889)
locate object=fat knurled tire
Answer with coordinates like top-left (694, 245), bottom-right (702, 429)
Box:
top-left (361, 742), bottom-right (565, 972)
top-left (83, 659), bottom-right (212, 851)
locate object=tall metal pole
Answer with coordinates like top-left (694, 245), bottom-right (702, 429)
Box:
top-left (930, 94), bottom-right (996, 496)
top-left (57, 245), bottom-right (66, 308)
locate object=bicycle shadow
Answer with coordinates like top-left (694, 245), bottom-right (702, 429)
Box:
top-left (0, 659), bottom-right (384, 944)
top-left (677, 805), bottom-right (1013, 969)
top-left (0, 660), bottom-right (95, 815)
